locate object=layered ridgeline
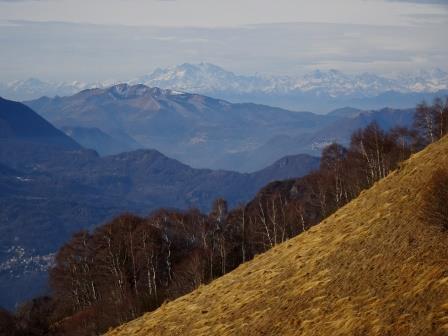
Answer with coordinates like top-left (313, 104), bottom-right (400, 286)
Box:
top-left (0, 97), bottom-right (319, 309)
top-left (108, 136), bottom-right (448, 336)
top-left (25, 84), bottom-right (415, 172)
top-left (25, 84), bottom-right (331, 172)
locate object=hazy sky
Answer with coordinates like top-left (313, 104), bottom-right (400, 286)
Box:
top-left (0, 0), bottom-right (447, 81)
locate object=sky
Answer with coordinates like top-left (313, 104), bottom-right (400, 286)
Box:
top-left (0, 0), bottom-right (447, 82)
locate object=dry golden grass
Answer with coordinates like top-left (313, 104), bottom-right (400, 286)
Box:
top-left (107, 137), bottom-right (448, 336)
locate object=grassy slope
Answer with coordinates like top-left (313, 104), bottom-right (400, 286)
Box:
top-left (107, 137), bottom-right (448, 336)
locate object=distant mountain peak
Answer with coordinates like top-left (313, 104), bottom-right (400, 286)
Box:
top-left (107, 83), bottom-right (151, 99)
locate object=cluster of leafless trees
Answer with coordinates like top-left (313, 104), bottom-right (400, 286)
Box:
top-left (3, 97), bottom-right (447, 335)
top-left (49, 206), bottom-right (247, 335)
top-left (241, 122), bottom-right (416, 254)
top-left (414, 97), bottom-right (448, 146)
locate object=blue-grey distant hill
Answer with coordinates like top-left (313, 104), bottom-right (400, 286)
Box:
top-left (25, 84), bottom-right (421, 172)
top-left (25, 84), bottom-right (335, 172)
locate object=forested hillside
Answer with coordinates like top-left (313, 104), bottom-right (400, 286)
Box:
top-left (108, 129), bottom-right (448, 336)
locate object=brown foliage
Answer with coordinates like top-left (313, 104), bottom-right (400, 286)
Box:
top-left (0, 297), bottom-right (56, 336)
top-left (48, 207), bottom-right (247, 334)
top-left (0, 308), bottom-right (17, 336)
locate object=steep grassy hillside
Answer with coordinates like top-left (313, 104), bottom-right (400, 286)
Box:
top-left (108, 136), bottom-right (448, 336)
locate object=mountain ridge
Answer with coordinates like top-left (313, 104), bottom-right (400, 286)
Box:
top-left (24, 84), bottom-right (419, 171)
top-left (24, 84), bottom-right (331, 171)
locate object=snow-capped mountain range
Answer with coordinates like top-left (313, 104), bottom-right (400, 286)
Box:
top-left (2, 63), bottom-right (447, 111)
top-left (135, 63), bottom-right (448, 97)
